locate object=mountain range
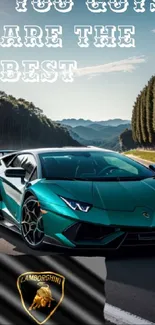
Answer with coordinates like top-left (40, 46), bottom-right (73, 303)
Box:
top-left (0, 91), bottom-right (133, 152)
top-left (57, 119), bottom-right (131, 151)
top-left (57, 118), bottom-right (130, 128)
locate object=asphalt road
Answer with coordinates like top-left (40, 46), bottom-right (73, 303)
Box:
top-left (0, 155), bottom-right (155, 323)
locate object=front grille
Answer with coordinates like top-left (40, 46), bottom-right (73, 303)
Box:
top-left (123, 231), bottom-right (155, 246)
top-left (63, 222), bottom-right (116, 242)
top-left (75, 223), bottom-right (115, 241)
top-left (120, 226), bottom-right (155, 233)
top-left (63, 222), bottom-right (155, 249)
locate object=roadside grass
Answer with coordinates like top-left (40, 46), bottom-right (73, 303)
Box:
top-left (124, 150), bottom-right (155, 162)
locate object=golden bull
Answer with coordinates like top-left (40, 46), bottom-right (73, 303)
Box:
top-left (29, 283), bottom-right (55, 310)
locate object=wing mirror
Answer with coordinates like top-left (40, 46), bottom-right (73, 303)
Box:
top-left (5, 167), bottom-right (26, 180)
top-left (149, 164), bottom-right (155, 172)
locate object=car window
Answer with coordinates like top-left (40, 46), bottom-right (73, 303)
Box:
top-left (10, 155), bottom-right (22, 168)
top-left (39, 151), bottom-right (155, 180)
top-left (2, 154), bottom-right (17, 167)
top-left (103, 156), bottom-right (138, 175)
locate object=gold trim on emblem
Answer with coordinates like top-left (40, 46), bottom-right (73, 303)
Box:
top-left (17, 271), bottom-right (65, 325)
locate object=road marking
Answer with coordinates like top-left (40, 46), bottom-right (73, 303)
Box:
top-left (105, 303), bottom-right (155, 325)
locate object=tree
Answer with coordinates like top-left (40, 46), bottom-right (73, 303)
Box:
top-left (146, 76), bottom-right (154, 143)
top-left (140, 86), bottom-right (148, 143)
top-left (131, 75), bottom-right (155, 147)
top-left (131, 100), bottom-right (137, 142)
top-left (135, 94), bottom-right (142, 143)
top-left (0, 91), bottom-right (81, 149)
top-left (119, 129), bottom-right (137, 151)
top-left (152, 79), bottom-right (155, 133)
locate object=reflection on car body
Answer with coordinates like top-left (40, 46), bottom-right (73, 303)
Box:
top-left (0, 146), bottom-right (155, 251)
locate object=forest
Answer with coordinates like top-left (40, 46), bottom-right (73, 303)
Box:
top-left (0, 91), bottom-right (80, 150)
top-left (120, 75), bottom-right (155, 151)
top-left (131, 75), bottom-right (155, 147)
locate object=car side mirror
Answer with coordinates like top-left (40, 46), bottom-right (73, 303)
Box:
top-left (149, 164), bottom-right (155, 172)
top-left (5, 167), bottom-right (26, 180)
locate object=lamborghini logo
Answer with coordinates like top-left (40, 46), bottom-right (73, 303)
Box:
top-left (17, 272), bottom-right (65, 324)
top-left (142, 212), bottom-right (150, 219)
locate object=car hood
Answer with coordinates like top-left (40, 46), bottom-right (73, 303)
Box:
top-left (36, 180), bottom-right (93, 204)
top-left (37, 177), bottom-right (155, 212)
top-left (93, 178), bottom-right (155, 211)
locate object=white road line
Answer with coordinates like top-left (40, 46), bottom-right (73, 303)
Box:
top-left (105, 303), bottom-right (155, 325)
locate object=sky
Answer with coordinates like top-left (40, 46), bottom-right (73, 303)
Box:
top-left (0, 0), bottom-right (155, 121)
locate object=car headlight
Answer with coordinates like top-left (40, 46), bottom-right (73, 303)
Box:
top-left (60, 197), bottom-right (91, 212)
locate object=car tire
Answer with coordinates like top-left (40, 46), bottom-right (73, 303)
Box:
top-left (21, 195), bottom-right (45, 250)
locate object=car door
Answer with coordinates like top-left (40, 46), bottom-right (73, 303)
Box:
top-left (0, 153), bottom-right (37, 223)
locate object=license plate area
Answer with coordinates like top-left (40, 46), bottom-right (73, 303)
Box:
top-left (138, 233), bottom-right (155, 241)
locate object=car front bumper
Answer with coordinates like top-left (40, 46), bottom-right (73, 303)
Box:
top-left (44, 220), bottom-right (155, 250)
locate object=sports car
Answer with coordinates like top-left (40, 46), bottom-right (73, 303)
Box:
top-left (0, 146), bottom-right (155, 251)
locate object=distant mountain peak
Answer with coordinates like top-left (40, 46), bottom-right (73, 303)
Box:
top-left (56, 118), bottom-right (131, 128)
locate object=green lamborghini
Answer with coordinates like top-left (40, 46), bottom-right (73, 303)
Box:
top-left (0, 147), bottom-right (155, 250)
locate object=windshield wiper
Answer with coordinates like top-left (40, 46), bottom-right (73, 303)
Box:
top-left (45, 176), bottom-right (151, 181)
top-left (76, 176), bottom-right (147, 182)
top-left (45, 177), bottom-right (89, 181)
top-left (104, 176), bottom-right (148, 181)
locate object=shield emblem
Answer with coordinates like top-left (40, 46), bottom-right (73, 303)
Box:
top-left (17, 271), bottom-right (65, 324)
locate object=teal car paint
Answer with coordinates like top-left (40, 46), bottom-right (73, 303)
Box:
top-left (0, 147), bottom-right (155, 251)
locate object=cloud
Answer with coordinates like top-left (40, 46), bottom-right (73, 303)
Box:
top-left (152, 29), bottom-right (155, 33)
top-left (74, 56), bottom-right (146, 79)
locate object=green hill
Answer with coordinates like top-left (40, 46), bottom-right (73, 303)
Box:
top-left (72, 126), bottom-right (99, 140)
top-left (71, 124), bottom-right (131, 141)
top-left (62, 122), bottom-right (131, 151)
top-left (0, 91), bottom-right (80, 149)
top-left (119, 129), bottom-right (138, 151)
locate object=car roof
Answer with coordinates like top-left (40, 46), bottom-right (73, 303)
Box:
top-left (14, 146), bottom-right (114, 154)
top-left (0, 147), bottom-right (115, 160)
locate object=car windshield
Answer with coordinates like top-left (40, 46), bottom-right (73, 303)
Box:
top-left (39, 151), bottom-right (155, 181)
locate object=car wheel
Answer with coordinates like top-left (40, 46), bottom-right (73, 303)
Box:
top-left (21, 195), bottom-right (45, 249)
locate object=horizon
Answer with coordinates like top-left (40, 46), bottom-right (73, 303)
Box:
top-left (56, 117), bottom-right (131, 122)
top-left (0, 1), bottom-right (154, 121)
